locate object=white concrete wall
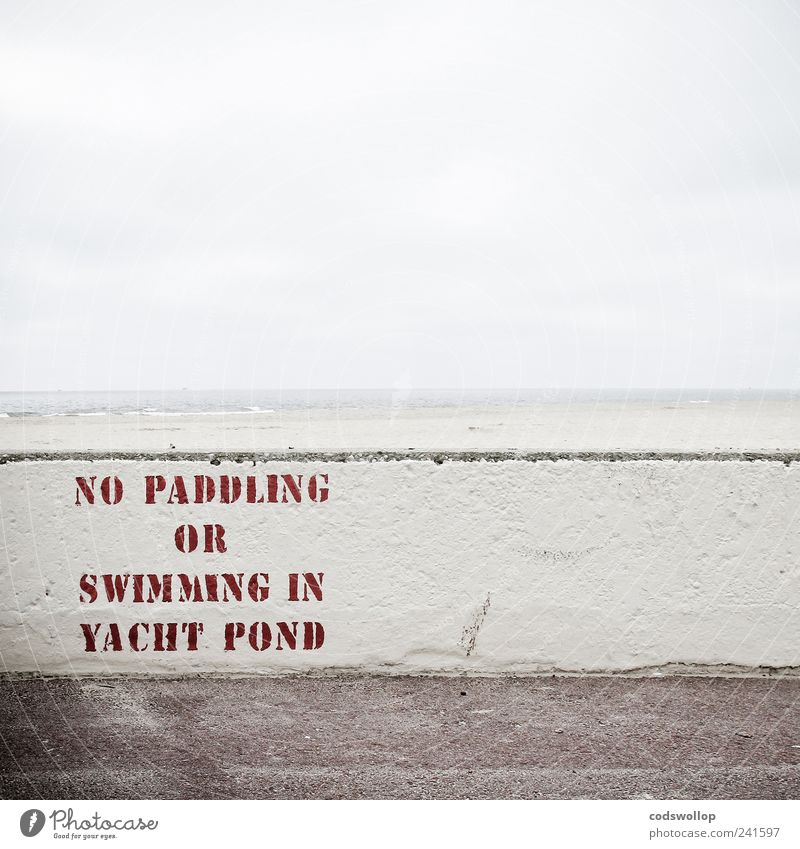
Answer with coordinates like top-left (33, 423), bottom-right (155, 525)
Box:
top-left (1, 457), bottom-right (799, 675)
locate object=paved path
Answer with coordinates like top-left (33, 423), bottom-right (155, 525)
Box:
top-left (1, 676), bottom-right (798, 799)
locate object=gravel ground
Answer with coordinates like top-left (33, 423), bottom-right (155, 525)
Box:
top-left (1, 675), bottom-right (798, 800)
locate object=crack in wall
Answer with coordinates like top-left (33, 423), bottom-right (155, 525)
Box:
top-left (459, 593), bottom-right (492, 657)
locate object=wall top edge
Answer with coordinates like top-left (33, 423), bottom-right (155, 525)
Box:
top-left (2, 450), bottom-right (799, 464)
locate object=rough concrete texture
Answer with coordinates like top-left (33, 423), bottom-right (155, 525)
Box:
top-left (4, 449), bottom-right (800, 463)
top-left (1, 400), bottom-right (798, 454)
top-left (1, 676), bottom-right (798, 800)
top-left (3, 457), bottom-right (800, 675)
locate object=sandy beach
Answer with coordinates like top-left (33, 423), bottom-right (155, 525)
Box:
top-left (1, 400), bottom-right (798, 455)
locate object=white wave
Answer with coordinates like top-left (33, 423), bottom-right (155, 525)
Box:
top-left (138, 408), bottom-right (275, 417)
top-left (42, 411), bottom-right (110, 417)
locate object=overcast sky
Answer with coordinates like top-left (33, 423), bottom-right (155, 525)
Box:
top-left (1, 0), bottom-right (799, 391)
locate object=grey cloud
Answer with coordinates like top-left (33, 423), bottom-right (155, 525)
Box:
top-left (1, 0), bottom-right (799, 390)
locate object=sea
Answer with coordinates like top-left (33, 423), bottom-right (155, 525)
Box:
top-left (0, 388), bottom-right (796, 418)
